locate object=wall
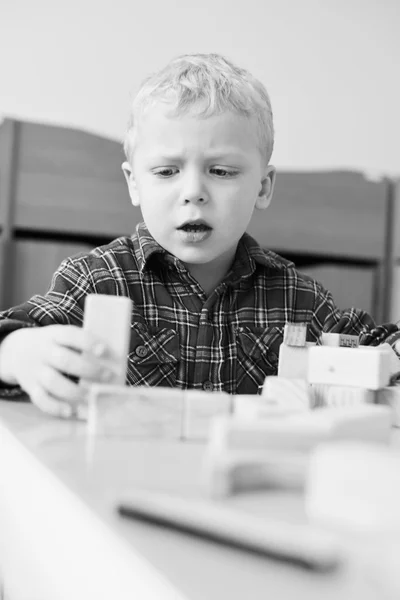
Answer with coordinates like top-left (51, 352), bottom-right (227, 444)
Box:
top-left (0, 0), bottom-right (399, 175)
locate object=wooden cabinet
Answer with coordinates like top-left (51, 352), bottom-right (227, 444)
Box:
top-left (12, 240), bottom-right (93, 306)
top-left (0, 118), bottom-right (395, 321)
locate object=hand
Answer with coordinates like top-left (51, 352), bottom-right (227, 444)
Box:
top-left (0, 325), bottom-right (118, 419)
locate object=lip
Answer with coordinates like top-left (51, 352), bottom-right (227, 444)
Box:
top-left (177, 219), bottom-right (212, 229)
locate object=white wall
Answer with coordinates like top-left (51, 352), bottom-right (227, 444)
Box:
top-left (1, 0), bottom-right (399, 176)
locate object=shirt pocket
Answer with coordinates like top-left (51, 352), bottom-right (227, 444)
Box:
top-left (235, 326), bottom-right (283, 394)
top-left (127, 322), bottom-right (180, 387)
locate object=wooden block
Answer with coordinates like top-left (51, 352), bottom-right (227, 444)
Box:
top-left (310, 384), bottom-right (375, 408)
top-left (278, 342), bottom-right (315, 379)
top-left (182, 390), bottom-right (232, 440)
top-left (82, 294), bottom-right (132, 386)
top-left (233, 394), bottom-right (304, 420)
top-left (208, 415), bottom-right (331, 455)
top-left (315, 405), bottom-right (391, 444)
top-left (261, 376), bottom-right (311, 410)
top-left (283, 323), bottom-right (307, 347)
top-left (209, 405), bottom-right (391, 455)
top-left (203, 450), bottom-right (308, 498)
top-left (308, 346), bottom-right (392, 389)
top-left (376, 385), bottom-right (400, 427)
top-left (306, 442), bottom-right (400, 534)
top-left (87, 384), bottom-right (183, 437)
top-left (320, 333), bottom-right (359, 348)
top-left (379, 343), bottom-right (400, 378)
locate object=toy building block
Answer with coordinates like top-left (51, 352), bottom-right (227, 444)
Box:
top-left (234, 378), bottom-right (310, 422)
top-left (87, 384), bottom-right (183, 437)
top-left (306, 442), bottom-right (400, 535)
top-left (379, 342), bottom-right (400, 379)
top-left (182, 390), bottom-right (232, 440)
top-left (376, 385), bottom-right (400, 427)
top-left (283, 322), bottom-right (307, 347)
top-left (261, 376), bottom-right (311, 410)
top-left (320, 333), bottom-right (359, 348)
top-left (81, 294), bottom-right (132, 387)
top-left (310, 384), bottom-right (375, 408)
top-left (278, 342), bottom-right (316, 379)
top-left (203, 450), bottom-right (308, 498)
top-left (233, 394), bottom-right (305, 421)
top-left (208, 405), bottom-right (391, 456)
top-left (307, 346), bottom-right (392, 389)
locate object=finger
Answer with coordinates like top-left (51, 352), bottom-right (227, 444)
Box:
top-left (46, 344), bottom-right (118, 383)
top-left (29, 383), bottom-right (75, 419)
top-left (37, 364), bottom-right (85, 404)
top-left (50, 325), bottom-right (110, 358)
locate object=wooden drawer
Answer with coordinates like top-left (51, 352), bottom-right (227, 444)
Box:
top-left (248, 171), bottom-right (388, 260)
top-left (299, 263), bottom-right (377, 318)
top-left (10, 240), bottom-right (93, 307)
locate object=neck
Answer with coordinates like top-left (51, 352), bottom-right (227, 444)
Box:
top-left (184, 252), bottom-right (236, 297)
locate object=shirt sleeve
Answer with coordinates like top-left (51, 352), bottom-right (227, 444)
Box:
top-left (309, 281), bottom-right (398, 345)
top-left (0, 255), bottom-right (94, 334)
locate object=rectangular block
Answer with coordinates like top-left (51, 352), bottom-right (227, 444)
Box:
top-left (278, 343), bottom-right (316, 379)
top-left (261, 376), bottom-right (311, 410)
top-left (182, 390), bottom-right (232, 440)
top-left (320, 333), bottom-right (359, 348)
top-left (308, 346), bottom-right (392, 389)
top-left (379, 342), bottom-right (400, 378)
top-left (283, 323), bottom-right (307, 347)
top-left (310, 384), bottom-right (375, 408)
top-left (203, 450), bottom-right (308, 498)
top-left (82, 294), bottom-right (132, 386)
top-left (209, 405), bottom-right (391, 455)
top-left (376, 385), bottom-right (400, 427)
top-left (233, 394), bottom-right (304, 420)
top-left (87, 384), bottom-right (183, 437)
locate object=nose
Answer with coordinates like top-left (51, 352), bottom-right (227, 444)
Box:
top-left (181, 170), bottom-right (209, 205)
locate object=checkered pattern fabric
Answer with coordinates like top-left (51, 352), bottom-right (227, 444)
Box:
top-left (0, 222), bottom-right (396, 395)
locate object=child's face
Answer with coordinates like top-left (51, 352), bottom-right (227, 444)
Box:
top-left (123, 104), bottom-right (275, 276)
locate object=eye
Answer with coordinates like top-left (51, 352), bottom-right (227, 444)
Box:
top-left (153, 167), bottom-right (179, 178)
top-left (210, 167), bottom-right (238, 178)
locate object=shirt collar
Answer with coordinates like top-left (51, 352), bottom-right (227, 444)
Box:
top-left (134, 222), bottom-right (294, 278)
top-left (223, 232), bottom-right (294, 286)
top-left (135, 222), bottom-right (168, 274)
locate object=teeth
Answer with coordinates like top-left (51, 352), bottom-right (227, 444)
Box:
top-left (182, 224), bottom-right (208, 231)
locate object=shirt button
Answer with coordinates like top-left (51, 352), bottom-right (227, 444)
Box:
top-left (202, 380), bottom-right (214, 392)
top-left (135, 345), bottom-right (148, 358)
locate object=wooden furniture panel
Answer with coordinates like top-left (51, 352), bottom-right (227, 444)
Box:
top-left (2, 119), bottom-right (139, 237)
top-left (299, 263), bottom-right (377, 316)
top-left (0, 117), bottom-right (394, 320)
top-left (247, 171), bottom-right (388, 259)
top-left (11, 240), bottom-right (93, 307)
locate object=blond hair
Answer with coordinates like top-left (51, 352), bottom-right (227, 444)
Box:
top-left (124, 53), bottom-right (274, 164)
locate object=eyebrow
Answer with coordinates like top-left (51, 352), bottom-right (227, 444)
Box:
top-left (148, 150), bottom-right (247, 163)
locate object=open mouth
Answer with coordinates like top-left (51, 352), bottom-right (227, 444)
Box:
top-left (178, 222), bottom-right (212, 233)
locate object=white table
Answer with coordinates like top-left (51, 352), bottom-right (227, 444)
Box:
top-left (0, 400), bottom-right (399, 600)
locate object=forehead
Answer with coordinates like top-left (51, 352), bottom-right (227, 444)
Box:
top-left (133, 103), bottom-right (260, 159)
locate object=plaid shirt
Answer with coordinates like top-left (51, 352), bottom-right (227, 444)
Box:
top-left (0, 223), bottom-right (397, 395)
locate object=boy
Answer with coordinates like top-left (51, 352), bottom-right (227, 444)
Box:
top-left (0, 53), bottom-right (397, 419)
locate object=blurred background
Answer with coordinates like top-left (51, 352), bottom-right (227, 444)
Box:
top-left (1, 0), bottom-right (399, 176)
top-left (0, 0), bottom-right (399, 320)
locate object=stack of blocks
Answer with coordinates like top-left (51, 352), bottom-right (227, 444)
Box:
top-left (204, 323), bottom-right (400, 498)
top-left (86, 384), bottom-right (233, 440)
top-left (79, 292), bottom-right (400, 500)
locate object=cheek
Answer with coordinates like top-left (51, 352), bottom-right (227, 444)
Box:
top-left (223, 183), bottom-right (258, 215)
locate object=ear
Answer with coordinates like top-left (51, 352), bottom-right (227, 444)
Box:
top-left (255, 165), bottom-right (276, 210)
top-left (121, 161), bottom-right (140, 207)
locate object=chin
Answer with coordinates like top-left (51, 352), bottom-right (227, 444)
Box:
top-left (173, 248), bottom-right (218, 265)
